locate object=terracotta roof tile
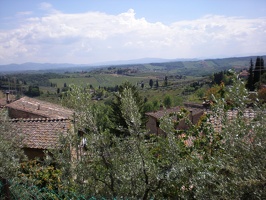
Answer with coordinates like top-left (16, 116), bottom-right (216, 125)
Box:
top-left (146, 106), bottom-right (203, 119)
top-left (6, 97), bottom-right (73, 119)
top-left (10, 118), bottom-right (72, 149)
top-left (206, 109), bottom-right (256, 132)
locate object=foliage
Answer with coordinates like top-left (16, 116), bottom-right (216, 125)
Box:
top-left (212, 70), bottom-right (234, 85)
top-left (163, 95), bottom-right (172, 108)
top-left (62, 75), bottom-right (264, 198)
top-left (258, 88), bottom-right (266, 103)
top-left (246, 59), bottom-right (255, 91)
top-left (164, 76), bottom-right (168, 86)
top-left (261, 73), bottom-right (266, 85)
top-left (253, 57), bottom-right (265, 89)
top-left (109, 82), bottom-right (145, 137)
top-left (25, 85), bottom-right (41, 97)
top-left (19, 160), bottom-right (62, 191)
top-left (204, 84), bottom-right (222, 100)
top-left (149, 79), bottom-right (153, 88)
top-left (0, 109), bottom-right (25, 180)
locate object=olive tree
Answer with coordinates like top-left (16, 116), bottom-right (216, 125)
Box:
top-left (0, 109), bottom-right (25, 180)
top-left (54, 76), bottom-right (265, 199)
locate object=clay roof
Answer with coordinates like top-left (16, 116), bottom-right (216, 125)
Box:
top-left (239, 70), bottom-right (249, 77)
top-left (146, 106), bottom-right (203, 119)
top-left (6, 97), bottom-right (73, 119)
top-left (10, 118), bottom-right (72, 149)
top-left (207, 109), bottom-right (256, 132)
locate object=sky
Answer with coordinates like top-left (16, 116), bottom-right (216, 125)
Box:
top-left (0, 0), bottom-right (266, 65)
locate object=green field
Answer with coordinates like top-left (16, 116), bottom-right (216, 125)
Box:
top-left (49, 74), bottom-right (150, 88)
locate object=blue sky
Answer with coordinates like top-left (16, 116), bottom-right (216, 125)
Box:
top-left (0, 0), bottom-right (266, 64)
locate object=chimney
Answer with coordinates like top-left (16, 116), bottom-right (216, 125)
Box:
top-left (37, 104), bottom-right (40, 110)
top-left (190, 110), bottom-right (193, 124)
top-left (202, 100), bottom-right (210, 109)
top-left (5, 91), bottom-right (10, 104)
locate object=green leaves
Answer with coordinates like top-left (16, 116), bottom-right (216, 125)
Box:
top-left (0, 109), bottom-right (25, 179)
top-left (120, 86), bottom-right (142, 135)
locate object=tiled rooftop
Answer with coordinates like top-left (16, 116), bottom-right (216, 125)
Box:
top-left (146, 106), bottom-right (203, 119)
top-left (6, 97), bottom-right (73, 119)
top-left (10, 118), bottom-right (72, 149)
top-left (207, 109), bottom-right (256, 132)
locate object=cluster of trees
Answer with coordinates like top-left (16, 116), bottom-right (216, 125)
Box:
top-left (25, 85), bottom-right (41, 97)
top-left (212, 70), bottom-right (234, 85)
top-left (246, 57), bottom-right (265, 91)
top-left (1, 74), bottom-right (265, 199)
top-left (146, 76), bottom-right (168, 89)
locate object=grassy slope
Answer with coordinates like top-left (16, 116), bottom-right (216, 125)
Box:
top-left (50, 74), bottom-right (149, 88)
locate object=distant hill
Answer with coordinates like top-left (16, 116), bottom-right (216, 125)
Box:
top-left (98, 55), bottom-right (265, 76)
top-left (0, 55), bottom-right (264, 74)
top-left (0, 58), bottom-right (196, 73)
top-left (91, 57), bottom-right (198, 66)
top-left (0, 62), bottom-right (89, 73)
top-left (145, 55), bottom-right (266, 76)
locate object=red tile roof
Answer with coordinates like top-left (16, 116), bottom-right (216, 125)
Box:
top-left (207, 109), bottom-right (256, 132)
top-left (146, 106), bottom-right (203, 119)
top-left (239, 70), bottom-right (249, 78)
top-left (6, 97), bottom-right (73, 119)
top-left (10, 118), bottom-right (72, 149)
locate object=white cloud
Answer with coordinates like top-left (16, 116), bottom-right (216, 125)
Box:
top-left (39, 2), bottom-right (61, 14)
top-left (16, 11), bottom-right (33, 16)
top-left (0, 8), bottom-right (265, 64)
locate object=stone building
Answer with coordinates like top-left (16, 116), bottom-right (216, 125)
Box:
top-left (145, 103), bottom-right (205, 136)
top-left (4, 96), bottom-right (74, 159)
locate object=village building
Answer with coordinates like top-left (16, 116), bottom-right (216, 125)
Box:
top-left (145, 103), bottom-right (206, 135)
top-left (206, 108), bottom-right (256, 132)
top-left (10, 118), bottom-right (71, 159)
top-left (5, 96), bottom-right (73, 119)
top-left (238, 69), bottom-right (249, 79)
top-left (2, 96), bottom-right (74, 159)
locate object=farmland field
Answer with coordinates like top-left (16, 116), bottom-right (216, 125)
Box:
top-left (49, 74), bottom-right (149, 88)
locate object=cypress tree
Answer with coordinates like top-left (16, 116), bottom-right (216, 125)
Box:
top-left (155, 79), bottom-right (159, 88)
top-left (246, 59), bottom-right (254, 91)
top-left (253, 57), bottom-right (265, 88)
top-left (149, 79), bottom-right (153, 88)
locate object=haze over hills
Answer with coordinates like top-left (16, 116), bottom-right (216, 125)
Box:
top-left (0, 55), bottom-right (264, 73)
top-left (0, 58), bottom-right (198, 72)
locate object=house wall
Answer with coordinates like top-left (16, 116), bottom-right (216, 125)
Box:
top-left (177, 118), bottom-right (188, 130)
top-left (146, 111), bottom-right (204, 135)
top-left (176, 111), bottom-right (204, 130)
top-left (8, 108), bottom-right (44, 119)
top-left (146, 116), bottom-right (158, 134)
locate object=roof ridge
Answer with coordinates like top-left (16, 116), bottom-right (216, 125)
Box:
top-left (9, 118), bottom-right (70, 122)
